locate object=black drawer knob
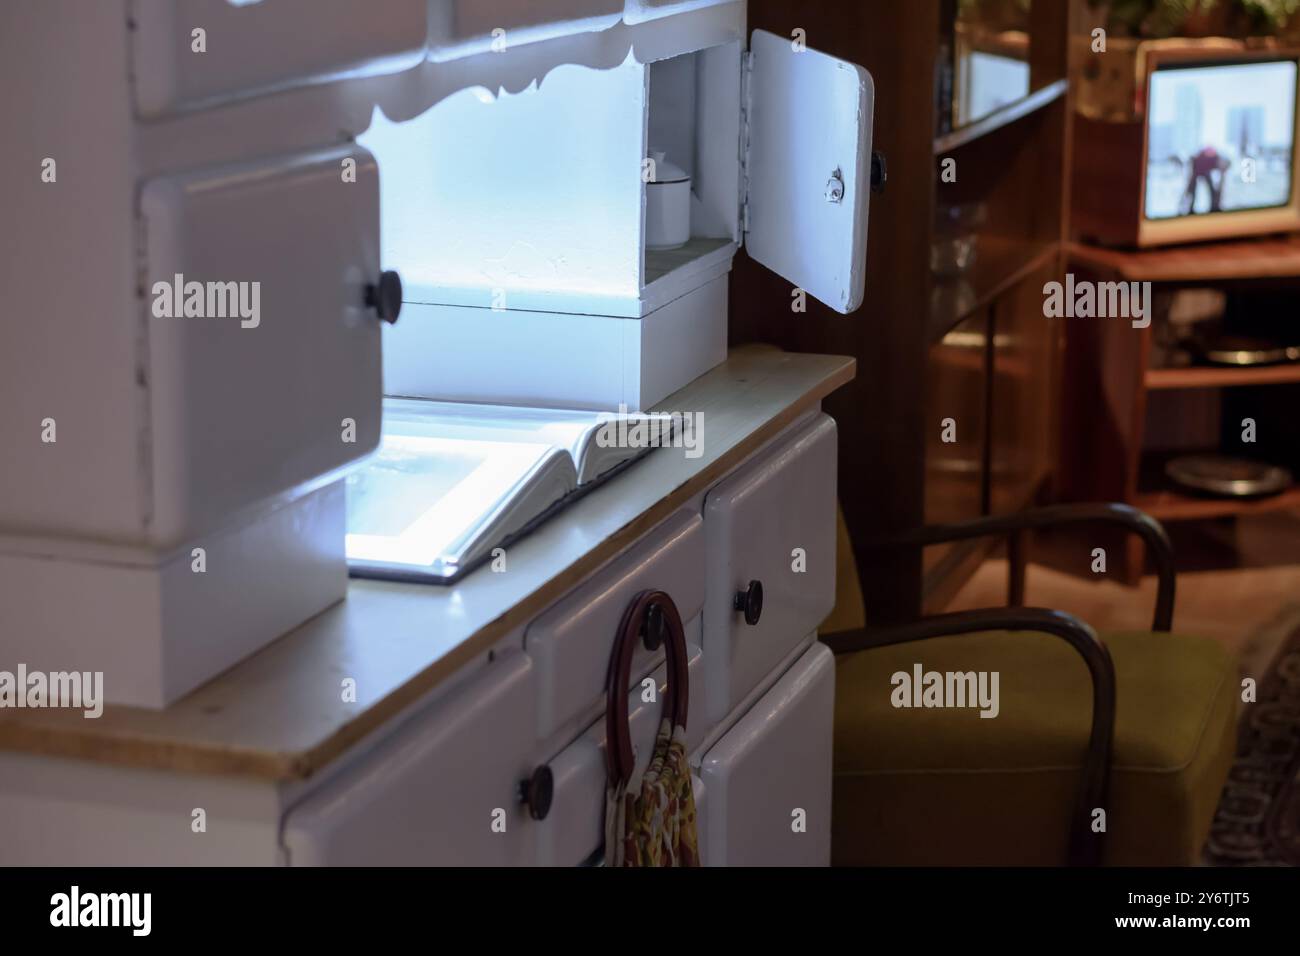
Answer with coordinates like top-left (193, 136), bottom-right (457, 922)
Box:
top-left (733, 579), bottom-right (763, 627)
top-left (640, 602), bottom-right (667, 652)
top-left (519, 765), bottom-right (553, 821)
top-left (364, 270), bottom-right (403, 324)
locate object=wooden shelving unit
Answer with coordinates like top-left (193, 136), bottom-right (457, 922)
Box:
top-left (1062, 236), bottom-right (1300, 582)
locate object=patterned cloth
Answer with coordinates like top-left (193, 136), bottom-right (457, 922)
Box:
top-left (604, 719), bottom-right (700, 867)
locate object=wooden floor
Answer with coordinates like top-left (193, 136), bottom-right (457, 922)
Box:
top-left (944, 512), bottom-right (1300, 671)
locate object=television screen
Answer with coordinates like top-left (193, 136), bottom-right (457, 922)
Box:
top-left (1145, 58), bottom-right (1298, 220)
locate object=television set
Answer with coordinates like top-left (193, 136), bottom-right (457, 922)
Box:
top-left (1073, 46), bottom-right (1300, 248)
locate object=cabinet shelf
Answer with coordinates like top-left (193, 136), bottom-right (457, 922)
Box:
top-left (1070, 235), bottom-right (1300, 283)
top-left (934, 80), bottom-right (1067, 154)
top-left (1134, 483), bottom-right (1300, 521)
top-left (1135, 447), bottom-right (1300, 521)
top-left (930, 236), bottom-right (1058, 343)
top-left (1146, 362), bottom-right (1300, 390)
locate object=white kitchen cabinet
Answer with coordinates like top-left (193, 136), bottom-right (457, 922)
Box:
top-left (0, 359), bottom-right (853, 866)
top-left (368, 23), bottom-right (874, 408)
top-left (698, 640), bottom-right (835, 866)
top-left (0, 2), bottom-right (407, 710)
top-left (0, 125), bottom-right (392, 710)
top-left (0, 0), bottom-right (858, 867)
top-left (131, 0), bottom-right (428, 117)
top-left (282, 650), bottom-right (539, 866)
top-left (370, 28), bottom-right (871, 317)
top-left (701, 414), bottom-right (838, 725)
top-left (526, 510), bottom-right (705, 746)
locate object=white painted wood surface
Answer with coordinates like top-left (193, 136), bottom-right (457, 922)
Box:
top-left (382, 275), bottom-right (727, 411)
top-left (141, 145), bottom-right (383, 546)
top-left (744, 29), bottom-right (875, 313)
top-left (361, 54), bottom-right (649, 315)
top-left (0, 482), bottom-right (347, 709)
top-left (531, 642), bottom-right (706, 866)
top-left (282, 649), bottom-right (541, 866)
top-left (700, 641), bottom-right (835, 866)
top-left (132, 0), bottom-right (427, 117)
top-left (526, 510), bottom-right (704, 745)
top-left (0, 347), bottom-right (854, 780)
top-left (428, 0), bottom-right (626, 62)
top-left (702, 413), bottom-right (839, 724)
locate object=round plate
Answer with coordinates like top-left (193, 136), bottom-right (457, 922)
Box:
top-left (1165, 454), bottom-right (1293, 498)
top-left (1193, 330), bottom-right (1300, 367)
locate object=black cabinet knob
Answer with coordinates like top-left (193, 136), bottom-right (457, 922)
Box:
top-left (733, 579), bottom-right (763, 627)
top-left (518, 765), bottom-right (553, 821)
top-left (364, 270), bottom-right (402, 324)
top-left (871, 151), bottom-right (887, 194)
top-left (640, 602), bottom-right (666, 652)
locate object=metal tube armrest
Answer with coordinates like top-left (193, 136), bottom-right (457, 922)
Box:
top-left (892, 503), bottom-right (1176, 632)
top-left (824, 606), bottom-right (1116, 867)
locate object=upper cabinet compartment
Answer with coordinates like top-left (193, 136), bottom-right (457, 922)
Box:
top-left (362, 20), bottom-right (874, 319)
top-left (427, 0), bottom-right (624, 62)
top-left (744, 29), bottom-right (874, 315)
top-left (131, 0), bottom-right (428, 118)
top-left (641, 41), bottom-right (745, 313)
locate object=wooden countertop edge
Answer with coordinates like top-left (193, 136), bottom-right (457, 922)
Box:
top-left (0, 354), bottom-right (856, 782)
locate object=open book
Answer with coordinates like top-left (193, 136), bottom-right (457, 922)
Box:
top-left (345, 399), bottom-right (674, 583)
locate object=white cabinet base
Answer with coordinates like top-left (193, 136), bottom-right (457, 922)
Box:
top-left (0, 481), bottom-right (347, 709)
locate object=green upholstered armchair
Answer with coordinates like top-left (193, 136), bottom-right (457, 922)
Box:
top-left (824, 503), bottom-right (1238, 866)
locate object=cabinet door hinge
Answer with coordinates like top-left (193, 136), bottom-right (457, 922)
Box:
top-left (739, 48), bottom-right (754, 235)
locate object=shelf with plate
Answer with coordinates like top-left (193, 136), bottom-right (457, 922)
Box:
top-left (1060, 240), bottom-right (1300, 582)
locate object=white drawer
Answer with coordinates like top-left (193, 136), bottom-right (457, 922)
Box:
top-left (141, 145), bottom-right (384, 547)
top-left (699, 640), bottom-right (835, 866)
top-left (525, 510), bottom-right (704, 745)
top-left (427, 0), bottom-right (624, 62)
top-left (701, 414), bottom-right (837, 724)
top-left (283, 651), bottom-right (539, 866)
top-left (131, 0), bottom-right (427, 117)
top-left (534, 642), bottom-right (705, 866)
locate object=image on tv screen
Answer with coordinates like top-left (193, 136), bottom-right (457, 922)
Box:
top-left (1145, 59), bottom-right (1297, 220)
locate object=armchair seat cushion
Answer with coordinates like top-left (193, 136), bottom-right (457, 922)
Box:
top-left (832, 629), bottom-right (1237, 866)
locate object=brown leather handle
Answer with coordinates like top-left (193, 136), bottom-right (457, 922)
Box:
top-left (605, 590), bottom-right (689, 787)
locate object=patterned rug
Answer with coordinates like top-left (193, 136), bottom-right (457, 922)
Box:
top-left (1204, 607), bottom-right (1300, 866)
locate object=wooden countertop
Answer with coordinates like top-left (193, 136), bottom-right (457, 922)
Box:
top-left (0, 346), bottom-right (854, 781)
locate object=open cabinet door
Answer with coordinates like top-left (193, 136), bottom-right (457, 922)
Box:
top-left (744, 29), bottom-right (874, 314)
